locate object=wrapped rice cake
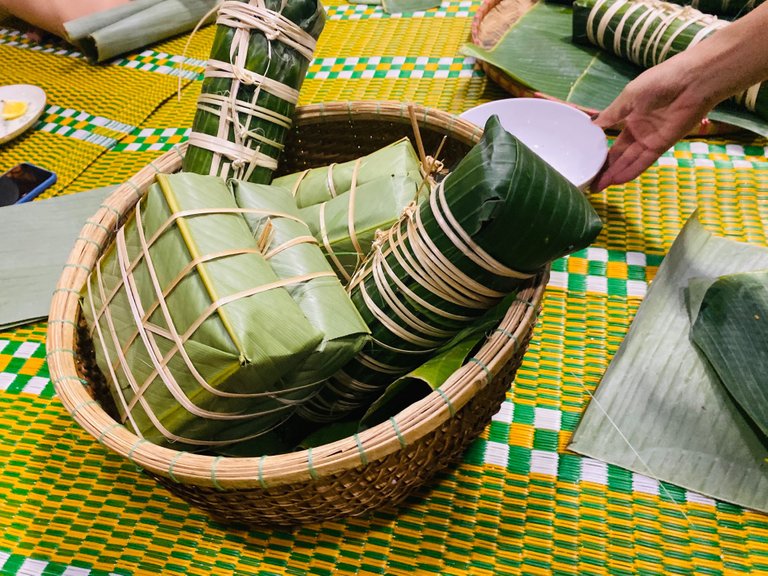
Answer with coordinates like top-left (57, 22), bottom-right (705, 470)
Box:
top-left (272, 137), bottom-right (424, 207)
top-left (298, 115), bottom-right (604, 422)
top-left (183, 0), bottom-right (326, 182)
top-left (231, 180), bottom-right (371, 401)
top-left (298, 172), bottom-right (425, 283)
top-left (81, 172), bottom-right (324, 449)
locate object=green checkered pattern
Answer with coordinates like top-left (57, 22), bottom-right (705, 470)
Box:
top-left (325, 0), bottom-right (481, 20)
top-left (307, 56), bottom-right (478, 79)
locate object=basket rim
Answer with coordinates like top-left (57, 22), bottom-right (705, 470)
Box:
top-left (470, 0), bottom-right (738, 137)
top-left (48, 100), bottom-right (546, 490)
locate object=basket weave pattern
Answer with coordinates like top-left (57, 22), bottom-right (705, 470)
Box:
top-left (49, 102), bottom-right (547, 525)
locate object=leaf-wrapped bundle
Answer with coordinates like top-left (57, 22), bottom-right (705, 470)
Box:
top-left (231, 180), bottom-right (371, 401)
top-left (272, 137), bottom-right (424, 207)
top-left (665, 0), bottom-right (763, 17)
top-left (81, 172), bottom-right (324, 449)
top-left (573, 0), bottom-right (768, 120)
top-left (298, 116), bottom-right (603, 422)
top-left (182, 0), bottom-right (326, 182)
top-left (298, 173), bottom-right (424, 283)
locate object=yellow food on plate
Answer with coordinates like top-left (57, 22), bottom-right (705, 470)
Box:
top-left (1, 100), bottom-right (28, 121)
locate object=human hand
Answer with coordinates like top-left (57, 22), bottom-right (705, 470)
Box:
top-left (590, 58), bottom-right (716, 192)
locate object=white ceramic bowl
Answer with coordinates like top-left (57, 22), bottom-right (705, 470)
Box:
top-left (459, 98), bottom-right (608, 191)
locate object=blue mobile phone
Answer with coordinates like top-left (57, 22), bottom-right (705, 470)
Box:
top-left (0, 162), bottom-right (57, 207)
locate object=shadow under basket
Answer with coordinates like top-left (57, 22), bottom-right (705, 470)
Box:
top-left (48, 101), bottom-right (548, 526)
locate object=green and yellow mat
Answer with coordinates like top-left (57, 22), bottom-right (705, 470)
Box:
top-left (1, 1), bottom-right (768, 574)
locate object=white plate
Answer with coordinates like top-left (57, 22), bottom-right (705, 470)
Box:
top-left (0, 84), bottom-right (47, 145)
top-left (460, 98), bottom-right (608, 190)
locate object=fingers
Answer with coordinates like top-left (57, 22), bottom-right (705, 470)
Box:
top-left (591, 139), bottom-right (661, 192)
top-left (590, 128), bottom-right (635, 192)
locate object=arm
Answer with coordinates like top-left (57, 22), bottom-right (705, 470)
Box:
top-left (591, 2), bottom-right (768, 192)
top-left (0, 0), bottom-right (130, 36)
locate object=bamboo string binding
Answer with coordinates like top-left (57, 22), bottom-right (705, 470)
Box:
top-left (48, 101), bottom-right (548, 525)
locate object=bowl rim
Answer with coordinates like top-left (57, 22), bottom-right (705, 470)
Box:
top-left (460, 97), bottom-right (609, 189)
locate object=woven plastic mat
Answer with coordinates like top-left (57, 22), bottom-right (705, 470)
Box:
top-left (2, 1), bottom-right (768, 574)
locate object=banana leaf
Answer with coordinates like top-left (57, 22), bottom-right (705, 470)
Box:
top-left (570, 212), bottom-right (768, 513)
top-left (298, 173), bottom-right (423, 283)
top-left (182, 0), bottom-right (325, 183)
top-left (231, 180), bottom-right (370, 400)
top-left (573, 0), bottom-right (768, 121)
top-left (271, 137), bottom-right (423, 208)
top-left (461, 1), bottom-right (768, 137)
top-left (298, 116), bottom-right (602, 422)
top-left (690, 270), bottom-right (768, 444)
top-left (81, 172), bottom-right (324, 449)
top-left (63, 0), bottom-right (220, 63)
top-left (0, 186), bottom-right (113, 331)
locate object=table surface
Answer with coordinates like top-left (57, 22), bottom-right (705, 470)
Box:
top-left (1, 1), bottom-right (768, 575)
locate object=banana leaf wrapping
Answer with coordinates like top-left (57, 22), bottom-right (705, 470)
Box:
top-left (231, 180), bottom-right (371, 402)
top-left (182, 0), bottom-right (326, 183)
top-left (81, 172), bottom-right (325, 449)
top-left (573, 0), bottom-right (768, 120)
top-left (297, 116), bottom-right (603, 422)
top-left (298, 173), bottom-right (424, 283)
top-left (665, 0), bottom-right (763, 17)
top-left (271, 137), bottom-right (424, 207)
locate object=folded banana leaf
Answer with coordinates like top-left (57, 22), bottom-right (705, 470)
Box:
top-left (271, 137), bottom-right (423, 208)
top-left (231, 180), bottom-right (370, 401)
top-left (461, 1), bottom-right (768, 137)
top-left (690, 270), bottom-right (768, 444)
top-left (570, 212), bottom-right (768, 513)
top-left (666, 0), bottom-right (763, 17)
top-left (573, 0), bottom-right (768, 121)
top-left (81, 172), bottom-right (324, 449)
top-left (182, 0), bottom-right (325, 182)
top-left (298, 172), bottom-right (423, 282)
top-left (63, 0), bottom-right (220, 63)
top-left (298, 115), bottom-right (603, 422)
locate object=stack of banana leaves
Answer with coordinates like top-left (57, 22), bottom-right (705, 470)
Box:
top-left (297, 116), bottom-right (604, 423)
top-left (182, 0), bottom-right (326, 183)
top-left (572, 0), bottom-right (768, 119)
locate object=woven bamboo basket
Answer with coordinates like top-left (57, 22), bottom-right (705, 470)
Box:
top-left (472, 0), bottom-right (737, 136)
top-left (48, 101), bottom-right (548, 526)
